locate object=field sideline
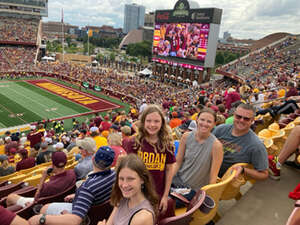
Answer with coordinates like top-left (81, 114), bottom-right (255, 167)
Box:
top-left (0, 79), bottom-right (121, 129)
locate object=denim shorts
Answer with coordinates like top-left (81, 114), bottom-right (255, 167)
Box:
top-left (46, 202), bottom-right (73, 215)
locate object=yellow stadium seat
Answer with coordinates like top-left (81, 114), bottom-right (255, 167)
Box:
top-left (188, 169), bottom-right (237, 225)
top-left (293, 117), bottom-right (300, 126)
top-left (29, 167), bottom-right (47, 176)
top-left (220, 163), bottom-right (255, 201)
top-left (0, 171), bottom-right (19, 182)
top-left (23, 174), bottom-right (42, 187)
top-left (66, 161), bottom-right (78, 170)
top-left (19, 166), bottom-right (38, 175)
top-left (9, 174), bottom-right (28, 184)
top-left (258, 129), bottom-right (272, 139)
top-left (283, 122), bottom-right (295, 140)
top-left (0, 145), bottom-right (5, 155)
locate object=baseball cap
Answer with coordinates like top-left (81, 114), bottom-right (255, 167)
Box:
top-left (90, 126), bottom-right (99, 133)
top-left (54, 142), bottom-right (64, 149)
top-left (93, 146), bottom-right (115, 169)
top-left (52, 151), bottom-right (67, 168)
top-left (76, 137), bottom-right (97, 153)
top-left (110, 124), bottom-right (119, 131)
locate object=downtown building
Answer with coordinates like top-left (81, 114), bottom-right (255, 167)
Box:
top-left (123, 3), bottom-right (145, 34)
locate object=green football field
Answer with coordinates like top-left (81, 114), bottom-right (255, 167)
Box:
top-left (0, 80), bottom-right (92, 128)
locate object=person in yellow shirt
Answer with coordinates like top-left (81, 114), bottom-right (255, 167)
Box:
top-left (191, 104), bottom-right (204, 121)
top-left (277, 88), bottom-right (286, 98)
top-left (89, 127), bottom-right (108, 149)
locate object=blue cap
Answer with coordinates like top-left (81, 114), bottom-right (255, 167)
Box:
top-left (94, 146), bottom-right (115, 169)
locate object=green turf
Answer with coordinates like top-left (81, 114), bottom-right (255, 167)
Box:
top-left (0, 78), bottom-right (131, 131)
top-left (0, 81), bottom-right (91, 128)
top-left (0, 91), bottom-right (43, 126)
top-left (17, 81), bottom-right (91, 113)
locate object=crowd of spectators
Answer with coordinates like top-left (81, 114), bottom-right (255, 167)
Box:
top-left (220, 36), bottom-right (300, 85)
top-left (0, 17), bottom-right (39, 43)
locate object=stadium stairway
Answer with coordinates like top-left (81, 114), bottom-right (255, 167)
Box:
top-left (216, 164), bottom-right (300, 225)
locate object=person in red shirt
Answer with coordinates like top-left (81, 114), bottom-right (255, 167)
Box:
top-left (16, 149), bottom-right (35, 171)
top-left (107, 133), bottom-right (127, 167)
top-left (100, 115), bottom-right (111, 132)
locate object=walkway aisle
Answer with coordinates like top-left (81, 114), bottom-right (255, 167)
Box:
top-left (217, 166), bottom-right (300, 225)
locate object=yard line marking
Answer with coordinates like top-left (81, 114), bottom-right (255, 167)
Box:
top-left (0, 102), bottom-right (28, 124)
top-left (6, 86), bottom-right (65, 118)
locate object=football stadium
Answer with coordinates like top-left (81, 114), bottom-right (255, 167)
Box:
top-left (0, 0), bottom-right (299, 225)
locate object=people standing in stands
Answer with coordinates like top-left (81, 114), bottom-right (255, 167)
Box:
top-left (125, 104), bottom-right (176, 214)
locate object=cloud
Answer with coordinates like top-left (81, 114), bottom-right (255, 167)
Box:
top-left (43, 0), bottom-right (300, 39)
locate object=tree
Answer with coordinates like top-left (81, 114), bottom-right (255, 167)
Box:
top-left (215, 52), bottom-right (225, 65)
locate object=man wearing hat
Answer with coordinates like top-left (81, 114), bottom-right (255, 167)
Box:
top-left (74, 137), bottom-right (97, 180)
top-left (28, 146), bottom-right (116, 225)
top-left (7, 152), bottom-right (76, 208)
top-left (16, 149), bottom-right (35, 171)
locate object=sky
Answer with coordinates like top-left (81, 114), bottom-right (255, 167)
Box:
top-left (43, 0), bottom-right (300, 40)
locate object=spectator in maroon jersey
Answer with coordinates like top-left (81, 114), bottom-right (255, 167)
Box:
top-left (16, 149), bottom-right (35, 171)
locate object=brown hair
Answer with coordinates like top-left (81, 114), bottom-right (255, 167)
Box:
top-left (136, 104), bottom-right (174, 154)
top-left (110, 154), bottom-right (159, 215)
top-left (197, 107), bottom-right (217, 122)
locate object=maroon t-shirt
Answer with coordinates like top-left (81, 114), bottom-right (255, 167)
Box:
top-left (126, 138), bottom-right (176, 197)
top-left (16, 157), bottom-right (36, 171)
top-left (39, 169), bottom-right (76, 198)
top-left (0, 205), bottom-right (16, 225)
top-left (27, 131), bottom-right (43, 147)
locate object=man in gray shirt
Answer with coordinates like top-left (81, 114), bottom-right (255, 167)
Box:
top-left (74, 137), bottom-right (97, 180)
top-left (213, 103), bottom-right (269, 180)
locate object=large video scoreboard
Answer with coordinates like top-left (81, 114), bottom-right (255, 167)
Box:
top-left (152, 0), bottom-right (222, 70)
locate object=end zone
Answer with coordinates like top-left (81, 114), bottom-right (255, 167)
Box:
top-left (26, 79), bottom-right (121, 112)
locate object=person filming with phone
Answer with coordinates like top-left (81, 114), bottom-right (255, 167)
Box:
top-left (6, 152), bottom-right (76, 208)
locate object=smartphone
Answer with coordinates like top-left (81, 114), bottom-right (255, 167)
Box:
top-left (47, 168), bottom-right (53, 175)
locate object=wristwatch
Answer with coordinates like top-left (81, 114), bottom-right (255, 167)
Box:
top-left (39, 214), bottom-right (46, 225)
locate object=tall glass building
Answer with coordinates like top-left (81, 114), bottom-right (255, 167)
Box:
top-left (123, 3), bottom-right (145, 34)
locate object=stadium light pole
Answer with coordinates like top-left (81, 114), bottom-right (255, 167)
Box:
top-left (61, 8), bottom-right (65, 62)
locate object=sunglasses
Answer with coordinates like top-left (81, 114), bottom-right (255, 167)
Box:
top-left (234, 114), bottom-right (252, 122)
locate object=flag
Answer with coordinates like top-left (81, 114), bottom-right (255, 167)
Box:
top-left (87, 29), bottom-right (93, 37)
top-left (61, 8), bottom-right (64, 23)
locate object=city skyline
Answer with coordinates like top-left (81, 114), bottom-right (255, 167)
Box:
top-left (43, 0), bottom-right (300, 40)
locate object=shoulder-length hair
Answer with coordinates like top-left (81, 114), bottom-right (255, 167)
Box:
top-left (110, 154), bottom-right (159, 215)
top-left (136, 104), bottom-right (174, 154)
